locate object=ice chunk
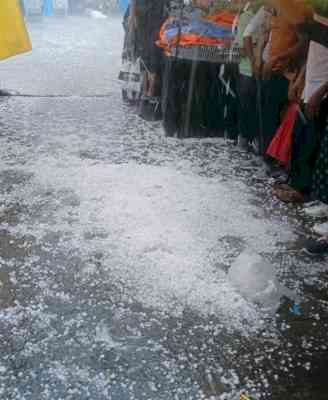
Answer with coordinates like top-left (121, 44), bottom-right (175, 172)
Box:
top-left (228, 251), bottom-right (294, 309)
top-left (228, 252), bottom-right (275, 295)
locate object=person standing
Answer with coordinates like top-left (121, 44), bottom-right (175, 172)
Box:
top-left (259, 0), bottom-right (310, 156)
top-left (273, 6), bottom-right (328, 206)
top-left (298, 9), bottom-right (328, 255)
top-left (237, 0), bottom-right (272, 150)
top-left (129, 0), bottom-right (168, 98)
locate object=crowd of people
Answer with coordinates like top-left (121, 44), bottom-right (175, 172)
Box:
top-left (121, 0), bottom-right (328, 256)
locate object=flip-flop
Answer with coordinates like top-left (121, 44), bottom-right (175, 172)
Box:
top-left (272, 182), bottom-right (292, 191)
top-left (273, 187), bottom-right (305, 203)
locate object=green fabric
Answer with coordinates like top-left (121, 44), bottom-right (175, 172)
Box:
top-left (237, 9), bottom-right (254, 77)
top-left (290, 98), bottom-right (328, 193)
top-left (236, 10), bottom-right (255, 46)
top-left (305, 0), bottom-right (328, 17)
top-left (239, 57), bottom-right (252, 77)
top-left (313, 128), bottom-right (328, 203)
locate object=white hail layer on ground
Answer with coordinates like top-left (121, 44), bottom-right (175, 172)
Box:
top-left (6, 155), bottom-right (295, 332)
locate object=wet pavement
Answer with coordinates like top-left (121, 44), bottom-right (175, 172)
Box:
top-left (0, 16), bottom-right (327, 400)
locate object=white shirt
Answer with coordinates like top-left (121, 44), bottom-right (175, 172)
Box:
top-left (243, 6), bottom-right (272, 63)
top-left (304, 13), bottom-right (328, 103)
top-left (243, 6), bottom-right (271, 44)
top-left (262, 33), bottom-right (271, 64)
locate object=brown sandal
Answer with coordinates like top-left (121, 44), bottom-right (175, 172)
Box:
top-left (272, 182), bottom-right (292, 191)
top-left (273, 186), bottom-right (305, 203)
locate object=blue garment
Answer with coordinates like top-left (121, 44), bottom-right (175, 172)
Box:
top-left (43, 0), bottom-right (54, 16)
top-left (119, 0), bottom-right (129, 12)
top-left (164, 17), bottom-right (233, 42)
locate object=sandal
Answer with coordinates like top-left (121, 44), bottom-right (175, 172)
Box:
top-left (273, 187), bottom-right (305, 203)
top-left (272, 182), bottom-right (292, 191)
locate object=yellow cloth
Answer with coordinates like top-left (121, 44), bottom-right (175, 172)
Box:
top-left (0, 0), bottom-right (32, 61)
top-left (272, 0), bottom-right (313, 24)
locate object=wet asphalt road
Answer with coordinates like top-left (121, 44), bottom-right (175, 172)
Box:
top-left (0, 16), bottom-right (327, 400)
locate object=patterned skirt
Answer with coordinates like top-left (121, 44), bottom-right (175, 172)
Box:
top-left (313, 127), bottom-right (328, 204)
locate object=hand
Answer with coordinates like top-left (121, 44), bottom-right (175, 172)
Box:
top-left (270, 54), bottom-right (291, 74)
top-left (305, 88), bottom-right (326, 120)
top-left (239, 48), bottom-right (246, 58)
top-left (288, 77), bottom-right (304, 103)
top-left (270, 53), bottom-right (288, 67)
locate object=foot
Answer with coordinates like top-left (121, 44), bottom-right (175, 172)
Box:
top-left (273, 185), bottom-right (306, 203)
